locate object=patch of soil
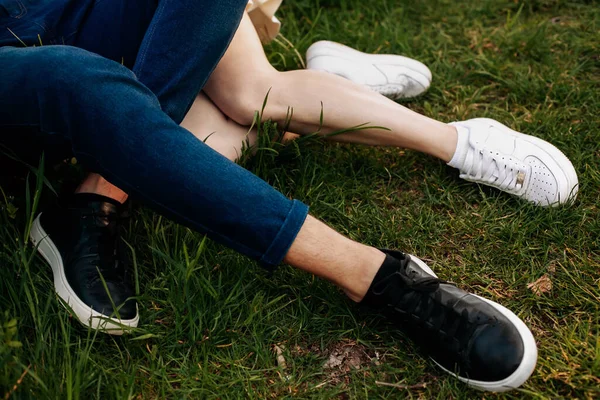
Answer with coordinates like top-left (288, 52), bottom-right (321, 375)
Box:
top-left (319, 339), bottom-right (380, 385)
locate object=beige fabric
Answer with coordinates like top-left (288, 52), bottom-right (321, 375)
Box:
top-left (247, 0), bottom-right (283, 43)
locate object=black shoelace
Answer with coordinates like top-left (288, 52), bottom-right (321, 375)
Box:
top-left (377, 263), bottom-right (489, 366)
top-left (78, 210), bottom-right (129, 286)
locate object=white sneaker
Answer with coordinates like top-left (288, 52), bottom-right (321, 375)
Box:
top-left (448, 118), bottom-right (578, 206)
top-left (306, 40), bottom-right (432, 100)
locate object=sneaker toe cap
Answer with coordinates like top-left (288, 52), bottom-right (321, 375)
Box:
top-left (524, 153), bottom-right (578, 206)
top-left (82, 282), bottom-right (138, 320)
top-left (468, 322), bottom-right (525, 382)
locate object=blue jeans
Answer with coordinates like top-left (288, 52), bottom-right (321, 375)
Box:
top-left (0, 0), bottom-right (309, 268)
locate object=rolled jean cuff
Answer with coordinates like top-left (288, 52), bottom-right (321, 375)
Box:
top-left (259, 199), bottom-right (309, 269)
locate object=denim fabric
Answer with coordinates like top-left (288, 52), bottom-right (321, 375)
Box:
top-left (0, 0), bottom-right (309, 268)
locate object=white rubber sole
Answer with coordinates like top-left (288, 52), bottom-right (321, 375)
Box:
top-left (30, 213), bottom-right (138, 335)
top-left (306, 40), bottom-right (432, 99)
top-left (455, 118), bottom-right (579, 206)
top-left (408, 255), bottom-right (538, 392)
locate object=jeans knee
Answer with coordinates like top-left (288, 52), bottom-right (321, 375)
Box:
top-left (30, 46), bottom-right (160, 124)
top-left (14, 46), bottom-right (163, 145)
top-left (27, 46), bottom-right (138, 93)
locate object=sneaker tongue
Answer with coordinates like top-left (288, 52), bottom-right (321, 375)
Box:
top-left (70, 193), bottom-right (122, 227)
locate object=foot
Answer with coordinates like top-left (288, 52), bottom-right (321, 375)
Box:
top-left (30, 193), bottom-right (138, 334)
top-left (306, 40), bottom-right (432, 100)
top-left (361, 250), bottom-right (537, 392)
top-left (448, 118), bottom-right (578, 206)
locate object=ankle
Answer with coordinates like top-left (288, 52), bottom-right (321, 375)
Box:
top-left (440, 125), bottom-right (459, 163)
top-left (76, 174), bottom-right (128, 204)
top-left (342, 246), bottom-right (386, 302)
top-left (447, 124), bottom-right (469, 168)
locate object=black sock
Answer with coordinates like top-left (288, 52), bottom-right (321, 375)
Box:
top-left (360, 250), bottom-right (407, 306)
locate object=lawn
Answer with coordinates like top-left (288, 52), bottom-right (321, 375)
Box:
top-left (1, 0), bottom-right (599, 398)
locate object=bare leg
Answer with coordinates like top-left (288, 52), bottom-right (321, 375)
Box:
top-left (204, 13), bottom-right (458, 162)
top-left (284, 215), bottom-right (385, 301)
top-left (79, 14), bottom-right (455, 204)
top-left (180, 92), bottom-right (257, 160)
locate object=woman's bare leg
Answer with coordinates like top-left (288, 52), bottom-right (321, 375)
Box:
top-left (180, 92), bottom-right (257, 161)
top-left (204, 13), bottom-right (458, 162)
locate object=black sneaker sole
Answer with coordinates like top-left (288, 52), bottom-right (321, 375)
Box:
top-left (30, 213), bottom-right (139, 335)
top-left (409, 255), bottom-right (538, 392)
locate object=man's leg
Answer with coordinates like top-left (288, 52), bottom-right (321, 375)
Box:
top-left (1, 45), bottom-right (306, 332)
top-left (130, 0), bottom-right (248, 124)
top-left (36, 0), bottom-right (254, 331)
top-left (0, 40), bottom-right (380, 339)
top-left (0, 44), bottom-right (308, 268)
top-left (1, 0), bottom-right (256, 333)
top-left (64, 0), bottom-right (247, 125)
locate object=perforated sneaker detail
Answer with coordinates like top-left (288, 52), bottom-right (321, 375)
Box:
top-left (523, 156), bottom-right (557, 203)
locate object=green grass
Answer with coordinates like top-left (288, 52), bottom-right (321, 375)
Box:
top-left (1, 0), bottom-right (599, 398)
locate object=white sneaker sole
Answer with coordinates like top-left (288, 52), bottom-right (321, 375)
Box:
top-left (456, 118), bottom-right (579, 206)
top-left (30, 213), bottom-right (139, 335)
top-left (306, 40), bottom-right (432, 99)
top-left (409, 255), bottom-right (538, 392)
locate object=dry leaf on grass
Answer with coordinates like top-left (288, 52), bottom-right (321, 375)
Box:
top-left (273, 344), bottom-right (291, 382)
top-left (274, 345), bottom-right (287, 370)
top-left (527, 274), bottom-right (553, 296)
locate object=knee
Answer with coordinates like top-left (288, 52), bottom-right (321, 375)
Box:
top-left (211, 68), bottom-right (283, 126)
top-left (16, 46), bottom-right (164, 143)
top-left (28, 46), bottom-right (138, 92)
top-left (28, 46), bottom-right (159, 118)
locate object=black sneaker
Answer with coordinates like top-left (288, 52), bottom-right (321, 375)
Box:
top-left (30, 193), bottom-right (138, 334)
top-left (362, 250), bottom-right (537, 392)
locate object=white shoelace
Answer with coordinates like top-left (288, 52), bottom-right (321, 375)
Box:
top-left (461, 146), bottom-right (528, 193)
